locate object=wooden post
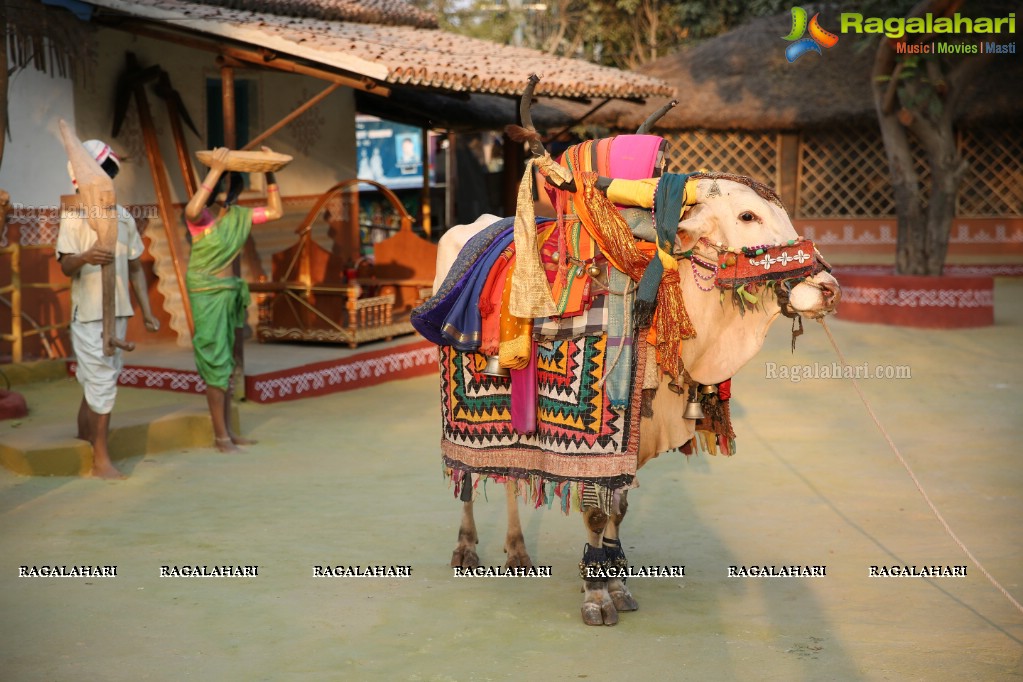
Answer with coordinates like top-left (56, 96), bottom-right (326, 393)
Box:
top-left (126, 55), bottom-right (195, 336)
top-left (445, 132), bottom-right (456, 230)
top-left (10, 241), bottom-right (21, 363)
top-left (778, 132), bottom-right (800, 217)
top-left (221, 65), bottom-right (237, 149)
top-left (420, 126), bottom-right (431, 238)
top-left (221, 64), bottom-right (246, 389)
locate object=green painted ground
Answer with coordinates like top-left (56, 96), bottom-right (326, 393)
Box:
top-left (1, 280), bottom-right (1021, 681)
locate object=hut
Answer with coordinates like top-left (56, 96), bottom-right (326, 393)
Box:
top-left (0, 0), bottom-right (668, 361)
top-left (549, 11), bottom-right (1023, 258)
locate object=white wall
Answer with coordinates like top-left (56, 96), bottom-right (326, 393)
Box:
top-left (70, 27), bottom-right (358, 206)
top-left (0, 67), bottom-right (77, 209)
top-left (0, 28), bottom-right (359, 211)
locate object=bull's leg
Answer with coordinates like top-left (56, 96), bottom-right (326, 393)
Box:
top-left (580, 506), bottom-right (618, 626)
top-left (603, 491), bottom-right (638, 612)
top-left (450, 499), bottom-right (480, 569)
top-left (503, 481), bottom-right (533, 569)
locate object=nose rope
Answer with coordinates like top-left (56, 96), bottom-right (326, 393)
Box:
top-left (819, 318), bottom-right (1023, 617)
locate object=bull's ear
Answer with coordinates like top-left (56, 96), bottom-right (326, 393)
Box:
top-left (675, 203), bottom-right (709, 252)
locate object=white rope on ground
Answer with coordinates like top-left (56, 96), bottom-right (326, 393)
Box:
top-left (819, 318), bottom-right (1023, 616)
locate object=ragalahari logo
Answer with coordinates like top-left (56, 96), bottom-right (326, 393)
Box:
top-left (783, 7), bottom-right (839, 62)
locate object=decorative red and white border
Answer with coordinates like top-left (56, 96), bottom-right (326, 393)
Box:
top-left (835, 264), bottom-right (1023, 277)
top-left (840, 286), bottom-right (994, 308)
top-left (246, 341), bottom-right (439, 403)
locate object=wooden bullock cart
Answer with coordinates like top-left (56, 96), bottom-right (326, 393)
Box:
top-left (249, 179), bottom-right (436, 348)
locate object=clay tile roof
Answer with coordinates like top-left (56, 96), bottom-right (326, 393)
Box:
top-left (189, 0), bottom-right (437, 28)
top-left (88, 0), bottom-right (674, 101)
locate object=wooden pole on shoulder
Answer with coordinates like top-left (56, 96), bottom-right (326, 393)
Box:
top-left (58, 119), bottom-right (134, 356)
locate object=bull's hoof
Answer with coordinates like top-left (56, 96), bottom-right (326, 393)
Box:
top-left (581, 600), bottom-right (619, 626)
top-left (503, 533), bottom-right (533, 569)
top-left (503, 547), bottom-right (533, 570)
top-left (450, 546), bottom-right (479, 569)
top-left (610, 588), bottom-right (639, 612)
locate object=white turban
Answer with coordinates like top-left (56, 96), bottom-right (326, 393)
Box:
top-left (67, 139), bottom-right (121, 187)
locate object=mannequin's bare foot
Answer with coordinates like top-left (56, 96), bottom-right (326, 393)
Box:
top-left (89, 462), bottom-right (126, 480)
top-left (231, 435), bottom-right (258, 446)
top-left (215, 437), bottom-right (240, 453)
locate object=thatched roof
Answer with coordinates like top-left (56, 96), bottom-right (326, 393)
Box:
top-left (558, 11), bottom-right (1023, 132)
top-left (5, 0), bottom-right (90, 79)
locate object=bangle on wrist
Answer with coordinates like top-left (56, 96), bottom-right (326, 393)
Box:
top-left (267, 185), bottom-right (279, 193)
top-left (202, 184), bottom-right (215, 193)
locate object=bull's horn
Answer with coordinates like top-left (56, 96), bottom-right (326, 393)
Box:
top-left (636, 99), bottom-right (678, 134)
top-left (505, 73), bottom-right (545, 158)
top-left (506, 74), bottom-right (576, 192)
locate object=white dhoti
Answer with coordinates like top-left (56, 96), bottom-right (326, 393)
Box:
top-left (71, 318), bottom-right (128, 415)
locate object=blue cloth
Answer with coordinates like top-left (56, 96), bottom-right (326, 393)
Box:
top-left (411, 218), bottom-right (515, 347)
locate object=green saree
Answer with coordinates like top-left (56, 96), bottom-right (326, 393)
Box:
top-left (186, 205), bottom-right (252, 390)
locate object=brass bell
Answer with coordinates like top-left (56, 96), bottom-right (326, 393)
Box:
top-left (700, 384), bottom-right (718, 396)
top-left (482, 355), bottom-right (510, 378)
top-left (587, 264), bottom-right (602, 278)
top-left (682, 386), bottom-right (705, 420)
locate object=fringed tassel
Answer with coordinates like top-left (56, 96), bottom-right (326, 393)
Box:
top-left (652, 269), bottom-right (695, 379)
top-left (447, 470), bottom-right (627, 515)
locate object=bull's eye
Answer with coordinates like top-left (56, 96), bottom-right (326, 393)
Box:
top-left (739, 211), bottom-right (757, 223)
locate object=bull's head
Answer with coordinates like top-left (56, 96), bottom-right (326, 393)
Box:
top-left (674, 174), bottom-right (841, 319)
top-left (508, 75), bottom-right (840, 322)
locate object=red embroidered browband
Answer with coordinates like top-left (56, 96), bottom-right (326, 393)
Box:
top-left (715, 239), bottom-right (827, 289)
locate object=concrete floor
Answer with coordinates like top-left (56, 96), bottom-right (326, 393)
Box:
top-left (1, 281), bottom-right (1021, 681)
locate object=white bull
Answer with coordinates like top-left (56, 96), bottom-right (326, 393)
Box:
top-left (436, 172), bottom-right (840, 626)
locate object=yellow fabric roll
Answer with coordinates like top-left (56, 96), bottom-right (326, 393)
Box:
top-left (606, 177), bottom-right (701, 215)
top-left (606, 178), bottom-right (658, 208)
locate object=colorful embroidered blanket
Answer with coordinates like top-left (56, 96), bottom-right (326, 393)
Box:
top-left (440, 333), bottom-right (647, 508)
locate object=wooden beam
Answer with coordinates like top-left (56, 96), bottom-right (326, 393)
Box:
top-left (111, 22), bottom-right (389, 96)
top-left (221, 46), bottom-right (390, 96)
top-left (241, 82), bottom-right (340, 152)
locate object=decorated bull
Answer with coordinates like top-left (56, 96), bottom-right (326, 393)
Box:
top-left (412, 76), bottom-right (841, 626)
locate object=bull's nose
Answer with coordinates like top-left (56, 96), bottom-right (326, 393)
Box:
top-left (820, 280), bottom-right (841, 309)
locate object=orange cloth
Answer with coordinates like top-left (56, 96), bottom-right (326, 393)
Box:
top-left (498, 257), bottom-right (533, 370)
top-left (478, 246), bottom-right (515, 356)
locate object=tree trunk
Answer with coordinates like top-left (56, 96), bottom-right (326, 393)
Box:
top-left (922, 125), bottom-right (961, 276)
top-left (877, 109), bottom-right (927, 275)
top-left (871, 0), bottom-right (971, 277)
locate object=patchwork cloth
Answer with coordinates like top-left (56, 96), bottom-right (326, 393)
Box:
top-left (533, 297), bottom-right (607, 341)
top-left (440, 332), bottom-right (647, 511)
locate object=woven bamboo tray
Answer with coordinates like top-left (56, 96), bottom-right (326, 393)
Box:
top-left (195, 149), bottom-right (293, 173)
